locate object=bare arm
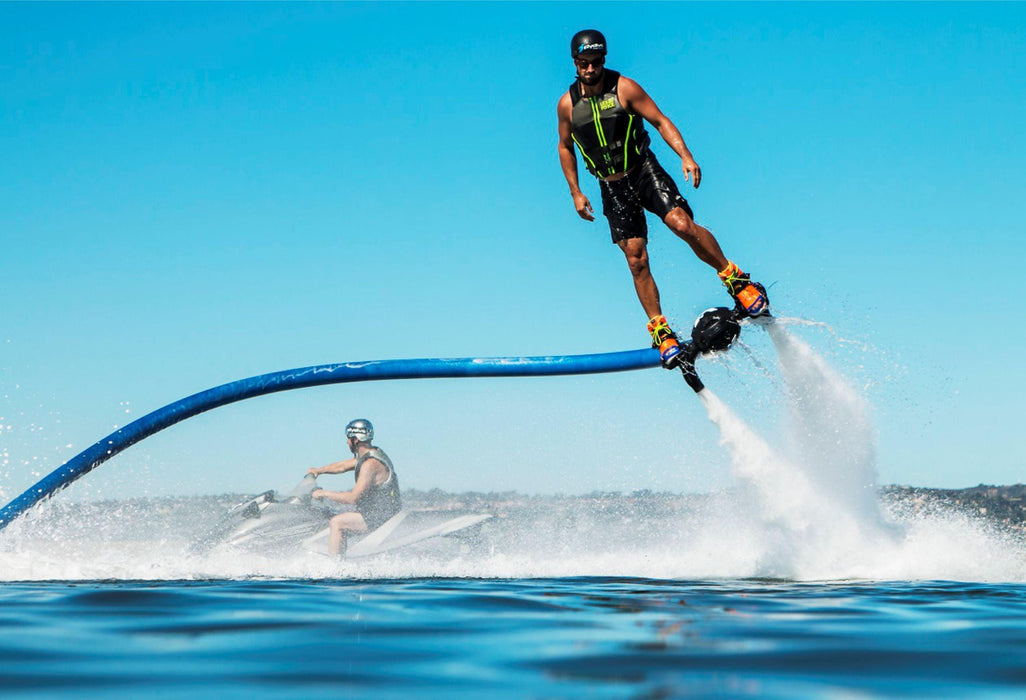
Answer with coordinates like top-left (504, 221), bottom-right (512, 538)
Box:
top-left (306, 457), bottom-right (357, 477)
top-left (311, 459), bottom-right (383, 505)
top-left (618, 76), bottom-right (702, 188)
top-left (557, 92), bottom-right (595, 221)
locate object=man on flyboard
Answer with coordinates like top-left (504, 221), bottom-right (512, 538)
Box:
top-left (557, 29), bottom-right (769, 369)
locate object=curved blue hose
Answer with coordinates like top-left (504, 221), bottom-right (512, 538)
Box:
top-left (0, 348), bottom-right (660, 531)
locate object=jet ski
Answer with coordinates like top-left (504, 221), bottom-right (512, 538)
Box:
top-left (194, 475), bottom-right (492, 559)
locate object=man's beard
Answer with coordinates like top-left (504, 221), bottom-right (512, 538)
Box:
top-left (578, 70), bottom-right (602, 86)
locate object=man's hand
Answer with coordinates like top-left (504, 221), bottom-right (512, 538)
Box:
top-left (311, 488), bottom-right (325, 500)
top-left (682, 155), bottom-right (702, 188)
top-left (306, 467), bottom-right (319, 477)
top-left (573, 191), bottom-right (595, 221)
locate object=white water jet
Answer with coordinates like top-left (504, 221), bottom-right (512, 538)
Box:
top-left (767, 322), bottom-right (880, 520)
top-left (691, 321), bottom-right (1025, 582)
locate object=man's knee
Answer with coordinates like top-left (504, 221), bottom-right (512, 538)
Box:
top-left (665, 208), bottom-right (698, 240)
top-left (330, 513), bottom-right (361, 531)
top-left (618, 238), bottom-right (650, 277)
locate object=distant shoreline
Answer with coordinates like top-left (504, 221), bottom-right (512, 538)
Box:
top-left (37, 484), bottom-right (1026, 535)
top-left (399, 484), bottom-right (1026, 532)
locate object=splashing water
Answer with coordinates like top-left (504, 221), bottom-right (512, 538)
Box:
top-left (691, 320), bottom-right (1026, 582)
top-left (1, 321), bottom-right (1024, 582)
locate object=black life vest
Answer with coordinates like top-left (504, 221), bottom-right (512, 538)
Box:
top-left (569, 70), bottom-right (651, 178)
top-left (354, 447), bottom-right (402, 518)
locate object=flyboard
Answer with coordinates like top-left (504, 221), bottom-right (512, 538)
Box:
top-left (0, 307), bottom-right (759, 534)
top-left (675, 305), bottom-right (767, 392)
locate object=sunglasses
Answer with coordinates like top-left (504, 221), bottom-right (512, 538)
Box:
top-left (574, 56), bottom-right (605, 69)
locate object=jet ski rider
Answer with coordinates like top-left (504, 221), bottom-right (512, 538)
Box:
top-left (556, 29), bottom-right (769, 369)
top-left (307, 419), bottom-right (401, 557)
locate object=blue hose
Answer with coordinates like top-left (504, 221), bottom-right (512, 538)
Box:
top-left (0, 348), bottom-right (660, 531)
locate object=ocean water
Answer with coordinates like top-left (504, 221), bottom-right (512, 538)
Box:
top-left (3, 323), bottom-right (1025, 697)
top-left (2, 577), bottom-right (1026, 699)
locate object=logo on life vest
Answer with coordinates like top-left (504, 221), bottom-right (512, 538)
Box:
top-left (599, 98), bottom-right (616, 110)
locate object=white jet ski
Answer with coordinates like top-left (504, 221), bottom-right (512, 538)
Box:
top-left (195, 475), bottom-right (492, 559)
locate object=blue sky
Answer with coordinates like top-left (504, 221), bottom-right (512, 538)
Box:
top-left (2, 2), bottom-right (1024, 501)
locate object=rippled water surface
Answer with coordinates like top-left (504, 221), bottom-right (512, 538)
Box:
top-left (2, 577), bottom-right (1025, 698)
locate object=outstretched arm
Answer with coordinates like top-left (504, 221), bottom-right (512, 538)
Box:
top-left (307, 457), bottom-right (357, 478)
top-left (557, 93), bottom-right (595, 221)
top-left (311, 460), bottom-right (382, 505)
top-left (618, 76), bottom-right (702, 188)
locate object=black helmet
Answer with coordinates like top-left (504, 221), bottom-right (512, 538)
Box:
top-left (571, 29), bottom-right (607, 58)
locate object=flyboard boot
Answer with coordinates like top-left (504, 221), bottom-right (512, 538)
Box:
top-left (718, 261), bottom-right (770, 318)
top-left (647, 315), bottom-right (683, 369)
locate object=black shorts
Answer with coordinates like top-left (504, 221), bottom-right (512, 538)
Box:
top-left (598, 151), bottom-right (694, 244)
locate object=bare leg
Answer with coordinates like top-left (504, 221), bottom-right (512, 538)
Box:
top-left (328, 512), bottom-right (368, 558)
top-left (663, 207), bottom-right (729, 272)
top-left (617, 237), bottom-right (662, 318)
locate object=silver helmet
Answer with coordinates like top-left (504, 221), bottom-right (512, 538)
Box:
top-left (345, 418), bottom-right (374, 444)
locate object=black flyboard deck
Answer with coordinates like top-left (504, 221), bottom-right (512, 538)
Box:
top-left (677, 306), bottom-right (770, 392)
